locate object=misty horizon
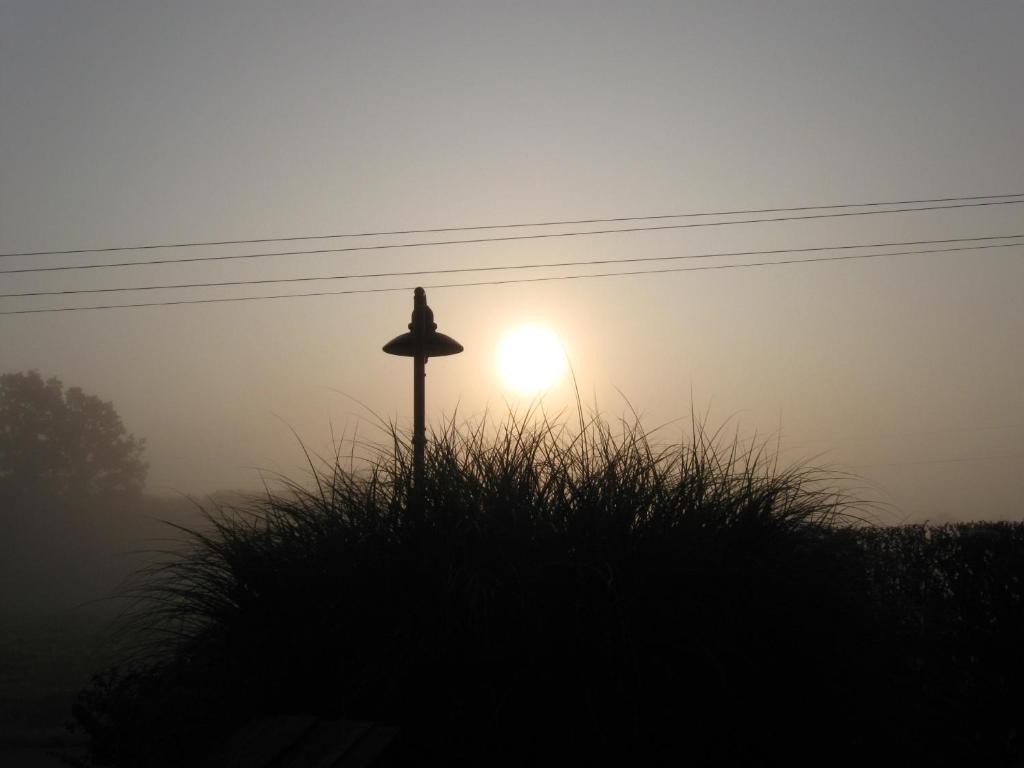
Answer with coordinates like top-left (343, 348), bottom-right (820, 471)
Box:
top-left (2, 3), bottom-right (1023, 764)
top-left (3, 1), bottom-right (1021, 523)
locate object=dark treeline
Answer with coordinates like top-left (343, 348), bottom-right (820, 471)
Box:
top-left (856, 522), bottom-right (1024, 762)
top-left (1, 370), bottom-right (152, 616)
top-left (66, 418), bottom-right (1023, 767)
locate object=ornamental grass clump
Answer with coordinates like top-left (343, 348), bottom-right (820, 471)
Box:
top-left (76, 413), bottom-right (881, 766)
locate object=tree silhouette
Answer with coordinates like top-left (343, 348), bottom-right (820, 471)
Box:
top-left (0, 371), bottom-right (147, 500)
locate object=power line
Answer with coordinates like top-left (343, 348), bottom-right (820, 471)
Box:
top-left (3, 236), bottom-right (1021, 300)
top-left (3, 192), bottom-right (1021, 259)
top-left (3, 240), bottom-right (1021, 316)
top-left (3, 199), bottom-right (1022, 276)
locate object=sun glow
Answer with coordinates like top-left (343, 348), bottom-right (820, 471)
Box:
top-left (497, 325), bottom-right (567, 395)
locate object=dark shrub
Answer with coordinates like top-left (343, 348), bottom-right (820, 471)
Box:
top-left (74, 416), bottom-right (1023, 766)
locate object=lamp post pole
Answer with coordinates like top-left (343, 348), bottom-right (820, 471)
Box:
top-left (383, 287), bottom-right (463, 522)
top-left (412, 288), bottom-right (427, 514)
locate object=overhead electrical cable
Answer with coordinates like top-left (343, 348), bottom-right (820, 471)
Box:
top-left (2, 236), bottom-right (1021, 300)
top-left (3, 199), bottom-right (1023, 276)
top-left (2, 192), bottom-right (1021, 258)
top-left (2, 241), bottom-right (1020, 316)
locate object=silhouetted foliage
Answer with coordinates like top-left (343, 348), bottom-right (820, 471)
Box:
top-left (857, 523), bottom-right (1024, 764)
top-left (73, 415), bottom-right (1023, 767)
top-left (0, 371), bottom-right (147, 501)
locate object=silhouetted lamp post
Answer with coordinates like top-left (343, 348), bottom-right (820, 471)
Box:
top-left (383, 287), bottom-right (463, 517)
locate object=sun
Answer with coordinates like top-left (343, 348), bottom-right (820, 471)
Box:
top-left (497, 325), bottom-right (567, 395)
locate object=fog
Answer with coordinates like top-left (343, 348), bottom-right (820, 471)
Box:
top-left (2, 0), bottom-right (1023, 580)
top-left (3, 5), bottom-right (1024, 765)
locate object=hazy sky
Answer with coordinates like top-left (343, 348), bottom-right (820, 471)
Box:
top-left (2, 1), bottom-right (1022, 522)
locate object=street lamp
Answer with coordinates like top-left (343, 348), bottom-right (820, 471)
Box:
top-left (383, 287), bottom-right (463, 518)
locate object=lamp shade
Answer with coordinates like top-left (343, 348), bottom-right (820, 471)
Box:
top-left (382, 288), bottom-right (464, 358)
top-left (383, 330), bottom-right (464, 357)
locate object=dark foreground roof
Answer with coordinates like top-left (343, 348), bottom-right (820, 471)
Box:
top-left (193, 715), bottom-right (398, 768)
